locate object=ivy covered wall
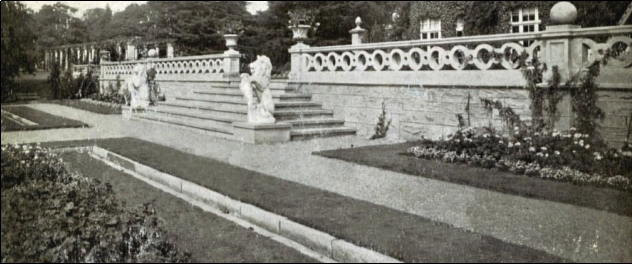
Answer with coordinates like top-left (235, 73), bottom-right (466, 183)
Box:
top-left (406, 1), bottom-right (558, 39)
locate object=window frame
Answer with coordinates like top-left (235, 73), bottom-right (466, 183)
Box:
top-left (510, 7), bottom-right (541, 34)
top-left (420, 18), bottom-right (442, 40)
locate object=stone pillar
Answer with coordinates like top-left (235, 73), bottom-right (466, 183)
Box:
top-left (167, 43), bottom-right (174, 58)
top-left (116, 44), bottom-right (122, 61)
top-left (539, 2), bottom-right (582, 130)
top-left (349, 17), bottom-right (367, 45)
top-left (223, 50), bottom-right (241, 82)
top-left (61, 49), bottom-right (66, 71)
top-left (540, 2), bottom-right (581, 84)
top-left (288, 43), bottom-right (310, 81)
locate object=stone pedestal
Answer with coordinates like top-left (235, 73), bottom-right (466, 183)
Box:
top-left (232, 122), bottom-right (292, 144)
top-left (223, 51), bottom-right (241, 82)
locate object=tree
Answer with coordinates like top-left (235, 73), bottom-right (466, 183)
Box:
top-left (33, 3), bottom-right (87, 47)
top-left (1, 1), bottom-right (38, 100)
top-left (83, 6), bottom-right (113, 41)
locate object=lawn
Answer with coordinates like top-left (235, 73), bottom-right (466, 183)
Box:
top-left (59, 151), bottom-right (317, 263)
top-left (314, 141), bottom-right (632, 217)
top-left (0, 105), bottom-right (89, 132)
top-left (35, 138), bottom-right (569, 263)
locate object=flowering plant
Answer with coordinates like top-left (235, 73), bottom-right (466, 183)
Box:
top-left (407, 127), bottom-right (632, 191)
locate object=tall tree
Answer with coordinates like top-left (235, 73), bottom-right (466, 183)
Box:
top-left (1, 1), bottom-right (38, 99)
top-left (83, 5), bottom-right (113, 41)
top-left (33, 3), bottom-right (87, 47)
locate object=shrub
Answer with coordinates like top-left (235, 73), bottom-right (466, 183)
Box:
top-left (0, 145), bottom-right (191, 262)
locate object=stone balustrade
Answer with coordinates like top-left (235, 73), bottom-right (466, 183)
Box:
top-left (72, 64), bottom-right (101, 79)
top-left (289, 25), bottom-right (632, 88)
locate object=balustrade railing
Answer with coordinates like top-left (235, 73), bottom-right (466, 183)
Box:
top-left (99, 53), bottom-right (240, 82)
top-left (289, 25), bottom-right (632, 87)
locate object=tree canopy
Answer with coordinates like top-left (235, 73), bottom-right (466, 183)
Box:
top-left (2, 1), bottom-right (38, 95)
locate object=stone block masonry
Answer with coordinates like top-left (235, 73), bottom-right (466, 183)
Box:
top-left (299, 83), bottom-right (632, 148)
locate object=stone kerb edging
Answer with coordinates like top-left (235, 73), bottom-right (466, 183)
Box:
top-left (88, 146), bottom-right (402, 263)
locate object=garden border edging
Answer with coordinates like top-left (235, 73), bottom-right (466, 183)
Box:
top-left (89, 146), bottom-right (402, 263)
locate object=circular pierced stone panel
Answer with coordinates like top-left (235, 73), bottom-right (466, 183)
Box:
top-left (427, 46), bottom-right (447, 71)
top-left (407, 48), bottom-right (427, 71)
top-left (498, 42), bottom-right (525, 70)
top-left (340, 52), bottom-right (355, 72)
top-left (371, 50), bottom-right (388, 71)
top-left (355, 51), bottom-right (371, 72)
top-left (449, 45), bottom-right (472, 71)
top-left (472, 44), bottom-right (497, 70)
top-left (389, 49), bottom-right (407, 71)
top-left (605, 36), bottom-right (632, 68)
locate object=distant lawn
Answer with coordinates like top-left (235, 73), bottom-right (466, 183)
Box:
top-left (0, 106), bottom-right (89, 132)
top-left (51, 100), bottom-right (122, 115)
top-left (314, 142), bottom-right (632, 218)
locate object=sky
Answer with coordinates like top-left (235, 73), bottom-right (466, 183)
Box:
top-left (23, 1), bottom-right (270, 16)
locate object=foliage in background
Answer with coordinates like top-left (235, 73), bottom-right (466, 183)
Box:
top-left (48, 63), bottom-right (62, 99)
top-left (1, 1), bottom-right (38, 101)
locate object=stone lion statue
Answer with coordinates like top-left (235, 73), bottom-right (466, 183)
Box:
top-left (240, 55), bottom-right (275, 123)
top-left (125, 63), bottom-right (150, 110)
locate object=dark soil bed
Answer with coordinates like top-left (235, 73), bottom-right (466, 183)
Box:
top-left (313, 141), bottom-right (632, 218)
top-left (59, 151), bottom-right (317, 263)
top-left (1, 105), bottom-right (89, 131)
top-left (35, 138), bottom-right (570, 263)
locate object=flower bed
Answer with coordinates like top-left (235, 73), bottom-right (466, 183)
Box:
top-left (0, 144), bottom-right (191, 262)
top-left (407, 127), bottom-right (632, 192)
top-left (52, 99), bottom-right (123, 115)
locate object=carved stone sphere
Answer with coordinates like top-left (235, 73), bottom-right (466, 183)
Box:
top-left (550, 2), bottom-right (577, 25)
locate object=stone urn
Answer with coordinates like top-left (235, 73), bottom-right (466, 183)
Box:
top-left (289, 25), bottom-right (312, 44)
top-left (224, 34), bottom-right (239, 52)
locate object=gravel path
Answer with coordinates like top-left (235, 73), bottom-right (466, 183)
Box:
top-left (3, 103), bottom-right (632, 262)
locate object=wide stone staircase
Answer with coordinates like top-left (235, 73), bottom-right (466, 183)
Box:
top-left (130, 80), bottom-right (357, 141)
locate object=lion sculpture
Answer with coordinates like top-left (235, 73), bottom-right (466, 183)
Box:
top-left (125, 63), bottom-right (150, 110)
top-left (240, 55), bottom-right (275, 124)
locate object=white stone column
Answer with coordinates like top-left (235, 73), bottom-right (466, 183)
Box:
top-left (91, 46), bottom-right (96, 64)
top-left (116, 44), bottom-right (122, 61)
top-left (167, 43), bottom-right (174, 58)
top-left (126, 42), bottom-right (135, 61)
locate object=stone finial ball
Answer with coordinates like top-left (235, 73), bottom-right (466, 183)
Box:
top-left (147, 49), bottom-right (158, 58)
top-left (550, 1), bottom-right (577, 24)
top-left (355, 17), bottom-right (362, 27)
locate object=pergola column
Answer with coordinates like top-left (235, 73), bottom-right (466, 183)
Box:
top-left (167, 42), bottom-right (174, 58)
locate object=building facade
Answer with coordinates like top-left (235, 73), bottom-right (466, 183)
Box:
top-left (407, 1), bottom-right (630, 40)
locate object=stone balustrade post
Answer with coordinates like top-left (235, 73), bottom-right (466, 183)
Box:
top-left (540, 2), bottom-right (582, 84)
top-left (288, 43), bottom-right (310, 81)
top-left (350, 17), bottom-right (367, 45)
top-left (223, 52), bottom-right (241, 82)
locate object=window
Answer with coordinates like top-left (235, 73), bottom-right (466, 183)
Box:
top-left (456, 16), bottom-right (465, 37)
top-left (510, 7), bottom-right (541, 46)
top-left (420, 18), bottom-right (441, 40)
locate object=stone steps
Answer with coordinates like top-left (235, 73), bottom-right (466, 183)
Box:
top-left (285, 118), bottom-right (347, 129)
top-left (155, 102), bottom-right (247, 121)
top-left (133, 109), bottom-right (234, 135)
top-left (192, 91), bottom-right (312, 103)
top-left (273, 109), bottom-right (334, 121)
top-left (290, 127), bottom-right (358, 141)
top-left (173, 97), bottom-right (323, 111)
top-left (129, 79), bottom-right (356, 142)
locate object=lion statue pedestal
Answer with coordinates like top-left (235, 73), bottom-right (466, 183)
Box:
top-left (233, 55), bottom-right (292, 144)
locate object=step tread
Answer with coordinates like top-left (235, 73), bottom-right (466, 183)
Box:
top-left (157, 102), bottom-right (248, 115)
top-left (135, 111), bottom-right (233, 135)
top-left (274, 109), bottom-right (333, 115)
top-left (285, 118), bottom-right (345, 125)
top-left (290, 126), bottom-right (357, 136)
top-left (174, 97), bottom-right (322, 108)
top-left (146, 107), bottom-right (238, 123)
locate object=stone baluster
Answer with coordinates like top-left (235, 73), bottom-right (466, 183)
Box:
top-left (350, 17), bottom-right (367, 45)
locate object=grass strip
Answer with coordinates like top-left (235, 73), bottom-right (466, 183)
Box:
top-left (0, 106), bottom-right (89, 131)
top-left (37, 137), bottom-right (570, 263)
top-left (314, 141), bottom-right (632, 218)
top-left (60, 151), bottom-right (317, 263)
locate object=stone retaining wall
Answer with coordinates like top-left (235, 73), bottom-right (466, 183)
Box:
top-left (298, 83), bottom-right (632, 148)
